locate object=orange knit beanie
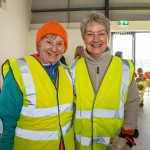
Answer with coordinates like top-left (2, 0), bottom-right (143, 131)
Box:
top-left (36, 20), bottom-right (68, 52)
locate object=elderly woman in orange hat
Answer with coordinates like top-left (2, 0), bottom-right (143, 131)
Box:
top-left (0, 21), bottom-right (75, 150)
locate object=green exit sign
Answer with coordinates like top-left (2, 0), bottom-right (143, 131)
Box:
top-left (118, 20), bottom-right (129, 25)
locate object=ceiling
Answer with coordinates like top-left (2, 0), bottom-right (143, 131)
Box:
top-left (31, 0), bottom-right (150, 25)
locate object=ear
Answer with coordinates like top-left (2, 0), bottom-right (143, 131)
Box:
top-left (36, 45), bottom-right (41, 53)
top-left (37, 41), bottom-right (42, 51)
top-left (36, 49), bottom-right (40, 53)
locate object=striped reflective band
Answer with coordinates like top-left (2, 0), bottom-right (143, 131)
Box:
top-left (137, 81), bottom-right (145, 86)
top-left (76, 108), bottom-right (124, 119)
top-left (121, 59), bottom-right (130, 106)
top-left (16, 120), bottom-right (72, 140)
top-left (118, 59), bottom-right (130, 117)
top-left (16, 128), bottom-right (58, 140)
top-left (75, 135), bottom-right (110, 146)
top-left (69, 61), bottom-right (77, 95)
top-left (17, 58), bottom-right (36, 106)
top-left (65, 68), bottom-right (73, 87)
top-left (62, 119), bottom-right (72, 136)
top-left (22, 103), bottom-right (73, 117)
top-left (16, 58), bottom-right (73, 117)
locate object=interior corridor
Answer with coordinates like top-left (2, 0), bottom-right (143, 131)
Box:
top-left (133, 91), bottom-right (150, 150)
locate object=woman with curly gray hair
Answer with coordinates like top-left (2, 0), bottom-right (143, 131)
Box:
top-left (70, 11), bottom-right (139, 150)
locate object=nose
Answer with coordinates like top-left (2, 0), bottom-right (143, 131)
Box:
top-left (51, 44), bottom-right (57, 52)
top-left (93, 34), bottom-right (99, 42)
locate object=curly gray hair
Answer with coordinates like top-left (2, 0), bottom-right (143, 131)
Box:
top-left (80, 11), bottom-right (110, 38)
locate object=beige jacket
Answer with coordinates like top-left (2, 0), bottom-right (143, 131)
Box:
top-left (84, 49), bottom-right (140, 130)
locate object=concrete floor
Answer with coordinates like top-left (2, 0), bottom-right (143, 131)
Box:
top-left (133, 92), bottom-right (150, 150)
top-left (0, 92), bottom-right (150, 149)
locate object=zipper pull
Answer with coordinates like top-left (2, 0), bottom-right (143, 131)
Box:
top-left (52, 69), bottom-right (54, 75)
top-left (97, 66), bottom-right (99, 74)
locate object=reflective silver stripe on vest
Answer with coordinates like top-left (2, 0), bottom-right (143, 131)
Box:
top-left (65, 68), bottom-right (74, 87)
top-left (15, 127), bottom-right (58, 140)
top-left (76, 108), bottom-right (123, 119)
top-left (121, 59), bottom-right (130, 102)
top-left (69, 61), bottom-right (77, 85)
top-left (93, 136), bottom-right (110, 145)
top-left (75, 135), bottom-right (110, 146)
top-left (15, 120), bottom-right (72, 140)
top-left (16, 58), bottom-right (73, 117)
top-left (62, 120), bottom-right (72, 136)
top-left (119, 59), bottom-right (130, 118)
top-left (69, 61), bottom-right (77, 95)
top-left (17, 58), bottom-right (36, 106)
top-left (22, 103), bottom-right (73, 117)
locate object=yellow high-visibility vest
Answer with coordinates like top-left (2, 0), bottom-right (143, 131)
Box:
top-left (2, 55), bottom-right (75, 150)
top-left (136, 78), bottom-right (146, 101)
top-left (70, 56), bottom-right (134, 150)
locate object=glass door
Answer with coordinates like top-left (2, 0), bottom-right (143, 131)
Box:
top-left (112, 32), bottom-right (133, 60)
top-left (135, 32), bottom-right (150, 72)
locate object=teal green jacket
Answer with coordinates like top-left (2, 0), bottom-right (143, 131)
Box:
top-left (0, 59), bottom-right (60, 150)
top-left (0, 71), bottom-right (23, 150)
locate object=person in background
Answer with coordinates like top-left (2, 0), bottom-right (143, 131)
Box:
top-left (70, 11), bottom-right (139, 150)
top-left (0, 20), bottom-right (75, 150)
top-left (74, 45), bottom-right (85, 60)
top-left (136, 67), bottom-right (146, 106)
top-left (115, 51), bottom-right (123, 58)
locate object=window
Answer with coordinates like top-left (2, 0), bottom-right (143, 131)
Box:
top-left (112, 32), bottom-right (150, 73)
top-left (135, 32), bottom-right (150, 72)
top-left (112, 32), bottom-right (133, 59)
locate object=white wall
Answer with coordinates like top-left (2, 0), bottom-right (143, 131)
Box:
top-left (0, 0), bottom-right (32, 83)
top-left (66, 29), bottom-right (84, 64)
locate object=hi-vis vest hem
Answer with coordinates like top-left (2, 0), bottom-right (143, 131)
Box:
top-left (70, 56), bottom-right (134, 150)
top-left (2, 56), bottom-right (75, 150)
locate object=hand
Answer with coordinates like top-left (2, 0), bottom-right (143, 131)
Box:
top-left (123, 144), bottom-right (131, 150)
top-left (107, 136), bottom-right (127, 150)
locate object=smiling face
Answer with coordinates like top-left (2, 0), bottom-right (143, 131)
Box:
top-left (38, 34), bottom-right (65, 64)
top-left (83, 23), bottom-right (109, 60)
